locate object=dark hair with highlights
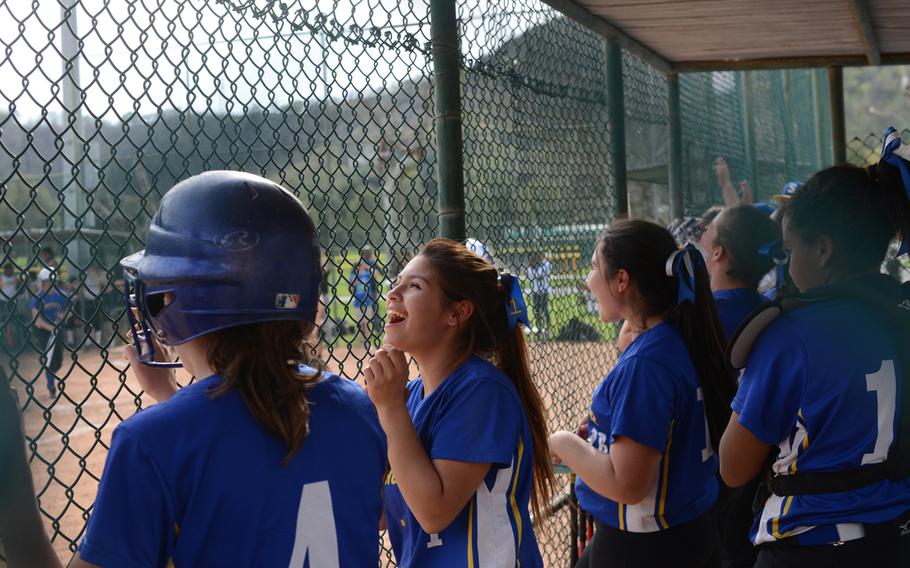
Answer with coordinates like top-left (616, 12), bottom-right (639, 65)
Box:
top-left (596, 219), bottom-right (736, 450)
top-left (786, 163), bottom-right (910, 275)
top-left (207, 320), bottom-right (322, 465)
top-left (419, 238), bottom-right (555, 524)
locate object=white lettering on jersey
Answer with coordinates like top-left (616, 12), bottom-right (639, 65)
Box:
top-left (861, 360), bottom-right (897, 465)
top-left (288, 481), bottom-right (340, 568)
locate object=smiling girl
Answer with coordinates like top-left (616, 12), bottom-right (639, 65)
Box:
top-left (363, 238), bottom-right (554, 567)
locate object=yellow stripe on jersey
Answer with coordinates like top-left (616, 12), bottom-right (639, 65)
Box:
top-left (772, 495), bottom-right (795, 539)
top-left (657, 420), bottom-right (676, 530)
top-left (790, 409), bottom-right (810, 474)
top-left (467, 496), bottom-right (476, 568)
top-left (509, 439), bottom-right (524, 553)
top-left (618, 502), bottom-right (625, 531)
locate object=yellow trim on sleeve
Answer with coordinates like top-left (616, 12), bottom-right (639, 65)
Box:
top-left (467, 497), bottom-right (476, 568)
top-left (509, 439), bottom-right (524, 551)
top-left (657, 420), bottom-right (675, 530)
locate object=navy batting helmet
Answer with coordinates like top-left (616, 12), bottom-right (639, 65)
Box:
top-left (121, 171), bottom-right (321, 366)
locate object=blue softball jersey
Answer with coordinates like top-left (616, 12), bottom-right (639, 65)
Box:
top-left (733, 294), bottom-right (910, 545)
top-left (576, 322), bottom-right (719, 532)
top-left (384, 356), bottom-right (542, 567)
top-left (713, 288), bottom-right (767, 340)
top-left (79, 370), bottom-right (387, 567)
top-left (30, 289), bottom-right (68, 325)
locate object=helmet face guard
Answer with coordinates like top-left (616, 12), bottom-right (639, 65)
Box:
top-left (123, 266), bottom-right (182, 368)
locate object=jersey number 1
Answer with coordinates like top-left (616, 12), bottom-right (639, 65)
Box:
top-left (862, 360), bottom-right (897, 465)
top-left (288, 480), bottom-right (340, 568)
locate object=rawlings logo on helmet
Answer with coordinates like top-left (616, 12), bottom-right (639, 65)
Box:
top-left (218, 230), bottom-right (260, 251)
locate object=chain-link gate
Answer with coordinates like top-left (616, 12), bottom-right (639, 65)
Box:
top-left (1, 0), bottom-right (837, 565)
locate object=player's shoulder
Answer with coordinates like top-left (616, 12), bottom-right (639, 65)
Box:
top-left (306, 369), bottom-right (374, 410)
top-left (452, 357), bottom-right (524, 410)
top-left (115, 376), bottom-right (224, 439)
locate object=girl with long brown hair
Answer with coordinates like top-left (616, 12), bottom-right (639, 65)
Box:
top-left (364, 238), bottom-right (554, 567)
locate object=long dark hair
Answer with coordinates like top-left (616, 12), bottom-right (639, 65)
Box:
top-left (596, 220), bottom-right (735, 450)
top-left (786, 163), bottom-right (910, 276)
top-left (207, 320), bottom-right (322, 465)
top-left (419, 238), bottom-right (555, 524)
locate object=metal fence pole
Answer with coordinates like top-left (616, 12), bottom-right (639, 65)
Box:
top-left (61, 0), bottom-right (94, 269)
top-left (828, 66), bottom-right (847, 165)
top-left (739, 71), bottom-right (758, 187)
top-left (811, 69), bottom-right (827, 169)
top-left (606, 38), bottom-right (627, 220)
top-left (668, 72), bottom-right (684, 219)
top-left (431, 0), bottom-right (466, 242)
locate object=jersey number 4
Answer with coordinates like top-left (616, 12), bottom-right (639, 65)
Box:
top-left (288, 480), bottom-right (340, 568)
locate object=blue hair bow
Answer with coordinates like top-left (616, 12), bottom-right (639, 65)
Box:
top-left (757, 240), bottom-right (789, 297)
top-left (665, 243), bottom-right (705, 305)
top-left (500, 272), bottom-right (531, 331)
top-left (880, 127), bottom-right (910, 255)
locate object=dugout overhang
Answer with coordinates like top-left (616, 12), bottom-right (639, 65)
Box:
top-left (540, 0), bottom-right (910, 74)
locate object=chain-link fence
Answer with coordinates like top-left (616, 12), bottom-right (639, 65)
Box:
top-left (1, 0), bottom-right (836, 565)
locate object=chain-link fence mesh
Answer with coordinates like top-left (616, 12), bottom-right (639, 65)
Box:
top-left (458, 1), bottom-right (617, 564)
top-left (0, 0), bottom-right (844, 565)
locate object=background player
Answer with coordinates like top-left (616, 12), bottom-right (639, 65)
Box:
top-left (0, 171), bottom-right (387, 567)
top-left (699, 204), bottom-right (782, 338)
top-left (30, 268), bottom-right (68, 399)
top-left (720, 136), bottom-right (910, 566)
top-left (363, 238), bottom-right (554, 567)
top-left (549, 220), bottom-right (736, 568)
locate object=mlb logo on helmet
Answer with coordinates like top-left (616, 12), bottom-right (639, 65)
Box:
top-left (275, 294), bottom-right (300, 309)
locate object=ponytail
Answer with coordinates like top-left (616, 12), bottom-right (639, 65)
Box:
top-left (419, 239), bottom-right (555, 525)
top-left (496, 323), bottom-right (557, 526)
top-left (598, 221), bottom-right (736, 452)
top-left (665, 246), bottom-right (737, 451)
top-left (207, 320), bottom-right (321, 465)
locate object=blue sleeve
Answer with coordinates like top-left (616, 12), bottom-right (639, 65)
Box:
top-left (731, 320), bottom-right (806, 445)
top-left (428, 379), bottom-right (520, 467)
top-left (607, 358), bottom-right (677, 451)
top-left (79, 424), bottom-right (175, 567)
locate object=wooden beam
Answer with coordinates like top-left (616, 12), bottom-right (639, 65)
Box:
top-left (847, 0), bottom-right (881, 66)
top-left (672, 52), bottom-right (910, 72)
top-left (539, 0), bottom-right (672, 75)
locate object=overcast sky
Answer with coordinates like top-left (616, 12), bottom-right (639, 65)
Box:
top-left (1, 0), bottom-right (541, 123)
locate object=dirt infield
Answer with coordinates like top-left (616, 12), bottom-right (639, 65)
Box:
top-left (7, 339), bottom-right (616, 565)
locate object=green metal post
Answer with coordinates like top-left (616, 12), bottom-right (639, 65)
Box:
top-left (828, 66), bottom-right (847, 165)
top-left (811, 69), bottom-right (827, 168)
top-left (431, 0), bottom-right (466, 241)
top-left (739, 71), bottom-right (758, 187)
top-left (606, 38), bottom-right (628, 220)
top-left (668, 73), bottom-right (684, 219)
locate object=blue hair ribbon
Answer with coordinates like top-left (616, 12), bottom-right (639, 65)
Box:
top-left (880, 127), bottom-right (910, 255)
top-left (500, 272), bottom-right (531, 331)
top-left (757, 239), bottom-right (789, 296)
top-left (665, 243), bottom-right (705, 305)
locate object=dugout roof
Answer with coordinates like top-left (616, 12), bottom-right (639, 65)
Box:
top-left (541, 0), bottom-right (910, 73)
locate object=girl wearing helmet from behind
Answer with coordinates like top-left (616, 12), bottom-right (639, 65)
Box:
top-left (0, 171), bottom-right (387, 567)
